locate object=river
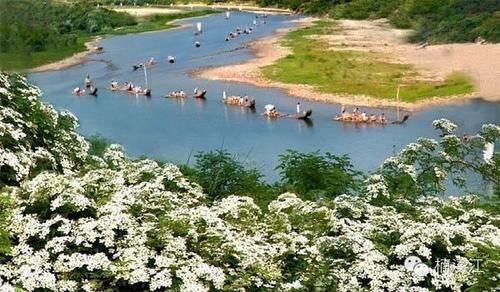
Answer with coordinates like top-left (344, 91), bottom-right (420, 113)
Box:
top-left (29, 11), bottom-right (499, 184)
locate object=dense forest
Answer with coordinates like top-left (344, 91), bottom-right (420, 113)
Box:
top-left (255, 0), bottom-right (500, 43)
top-left (0, 0), bottom-right (136, 54)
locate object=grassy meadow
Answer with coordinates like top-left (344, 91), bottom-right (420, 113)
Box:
top-left (261, 21), bottom-right (474, 102)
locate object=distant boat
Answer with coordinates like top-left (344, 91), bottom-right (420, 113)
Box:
top-left (222, 91), bottom-right (256, 108)
top-left (226, 11), bottom-right (230, 19)
top-left (196, 22), bottom-right (202, 33)
top-left (166, 91), bottom-right (186, 98)
top-left (194, 88), bottom-right (207, 99)
top-left (333, 114), bottom-right (409, 125)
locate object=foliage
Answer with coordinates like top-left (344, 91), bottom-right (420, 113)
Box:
top-left (0, 0), bottom-right (215, 70)
top-left (0, 73), bottom-right (89, 187)
top-left (371, 119), bottom-right (500, 203)
top-left (107, 9), bottom-right (217, 35)
top-left (277, 150), bottom-right (362, 200)
top-left (0, 0), bottom-right (136, 54)
top-left (0, 72), bottom-right (499, 291)
top-left (255, 0), bottom-right (500, 44)
top-left (185, 149), bottom-right (277, 207)
top-left (87, 134), bottom-right (111, 158)
top-left (0, 193), bottom-right (13, 260)
top-left (262, 21), bottom-right (474, 101)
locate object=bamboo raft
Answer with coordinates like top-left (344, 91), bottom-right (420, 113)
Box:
top-left (333, 114), bottom-right (409, 125)
top-left (263, 109), bottom-right (313, 119)
top-left (109, 86), bottom-right (151, 97)
top-left (165, 92), bottom-right (187, 98)
top-left (223, 96), bottom-right (256, 108)
top-left (73, 87), bottom-right (98, 96)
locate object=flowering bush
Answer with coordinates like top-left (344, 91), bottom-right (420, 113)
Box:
top-left (0, 73), bottom-right (499, 291)
top-left (0, 73), bottom-right (88, 185)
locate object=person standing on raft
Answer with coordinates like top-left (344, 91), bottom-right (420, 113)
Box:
top-left (84, 75), bottom-right (92, 88)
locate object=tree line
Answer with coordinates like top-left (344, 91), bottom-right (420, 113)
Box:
top-left (75, 0), bottom-right (500, 43)
top-left (255, 0), bottom-right (500, 43)
top-left (0, 0), bottom-right (136, 54)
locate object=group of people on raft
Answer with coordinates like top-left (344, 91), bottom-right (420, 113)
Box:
top-left (336, 107), bottom-right (387, 124)
top-left (73, 75), bottom-right (97, 96)
top-left (168, 90), bottom-right (187, 98)
top-left (109, 80), bottom-right (150, 96)
top-left (223, 94), bottom-right (255, 107)
top-left (261, 102), bottom-right (308, 119)
top-left (166, 88), bottom-right (207, 98)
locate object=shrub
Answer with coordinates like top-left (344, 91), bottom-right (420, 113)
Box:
top-left (277, 150), bottom-right (362, 200)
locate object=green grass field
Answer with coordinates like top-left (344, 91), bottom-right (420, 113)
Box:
top-left (0, 10), bottom-right (216, 72)
top-left (261, 21), bottom-right (474, 102)
top-left (0, 36), bottom-right (91, 71)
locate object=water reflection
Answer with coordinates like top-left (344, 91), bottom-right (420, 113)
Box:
top-left (303, 118), bottom-right (314, 128)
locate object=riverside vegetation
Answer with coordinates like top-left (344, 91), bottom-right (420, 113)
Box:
top-left (256, 0), bottom-right (500, 44)
top-left (1, 73), bottom-right (499, 290)
top-left (88, 0), bottom-right (500, 43)
top-left (261, 20), bottom-right (475, 102)
top-left (0, 0), bottom-right (215, 70)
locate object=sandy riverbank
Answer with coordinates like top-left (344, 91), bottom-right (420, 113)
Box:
top-left (174, 3), bottom-right (291, 14)
top-left (112, 7), bottom-right (185, 16)
top-left (28, 37), bottom-right (103, 73)
top-left (194, 18), bottom-right (500, 111)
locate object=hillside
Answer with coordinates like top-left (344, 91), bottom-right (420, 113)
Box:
top-left (258, 0), bottom-right (500, 44)
top-left (0, 0), bottom-right (215, 70)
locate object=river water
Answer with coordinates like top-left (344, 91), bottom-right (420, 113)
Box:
top-left (29, 11), bottom-right (499, 183)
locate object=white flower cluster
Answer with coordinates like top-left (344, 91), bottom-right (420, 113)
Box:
top-left (1, 148), bottom-right (498, 291)
top-left (433, 119), bottom-right (457, 135)
top-left (0, 73), bottom-right (89, 183)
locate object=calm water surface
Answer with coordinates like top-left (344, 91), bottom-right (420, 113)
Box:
top-left (29, 12), bottom-right (499, 183)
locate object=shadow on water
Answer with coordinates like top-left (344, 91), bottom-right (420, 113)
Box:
top-left (301, 118), bottom-right (313, 128)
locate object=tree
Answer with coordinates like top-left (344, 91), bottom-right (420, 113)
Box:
top-left (277, 150), bottom-right (362, 200)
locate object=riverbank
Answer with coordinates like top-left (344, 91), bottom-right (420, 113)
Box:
top-left (6, 9), bottom-right (215, 72)
top-left (194, 18), bottom-right (499, 111)
top-left (112, 7), bottom-right (186, 16)
top-left (28, 37), bottom-right (102, 73)
top-left (174, 3), bottom-right (291, 14)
